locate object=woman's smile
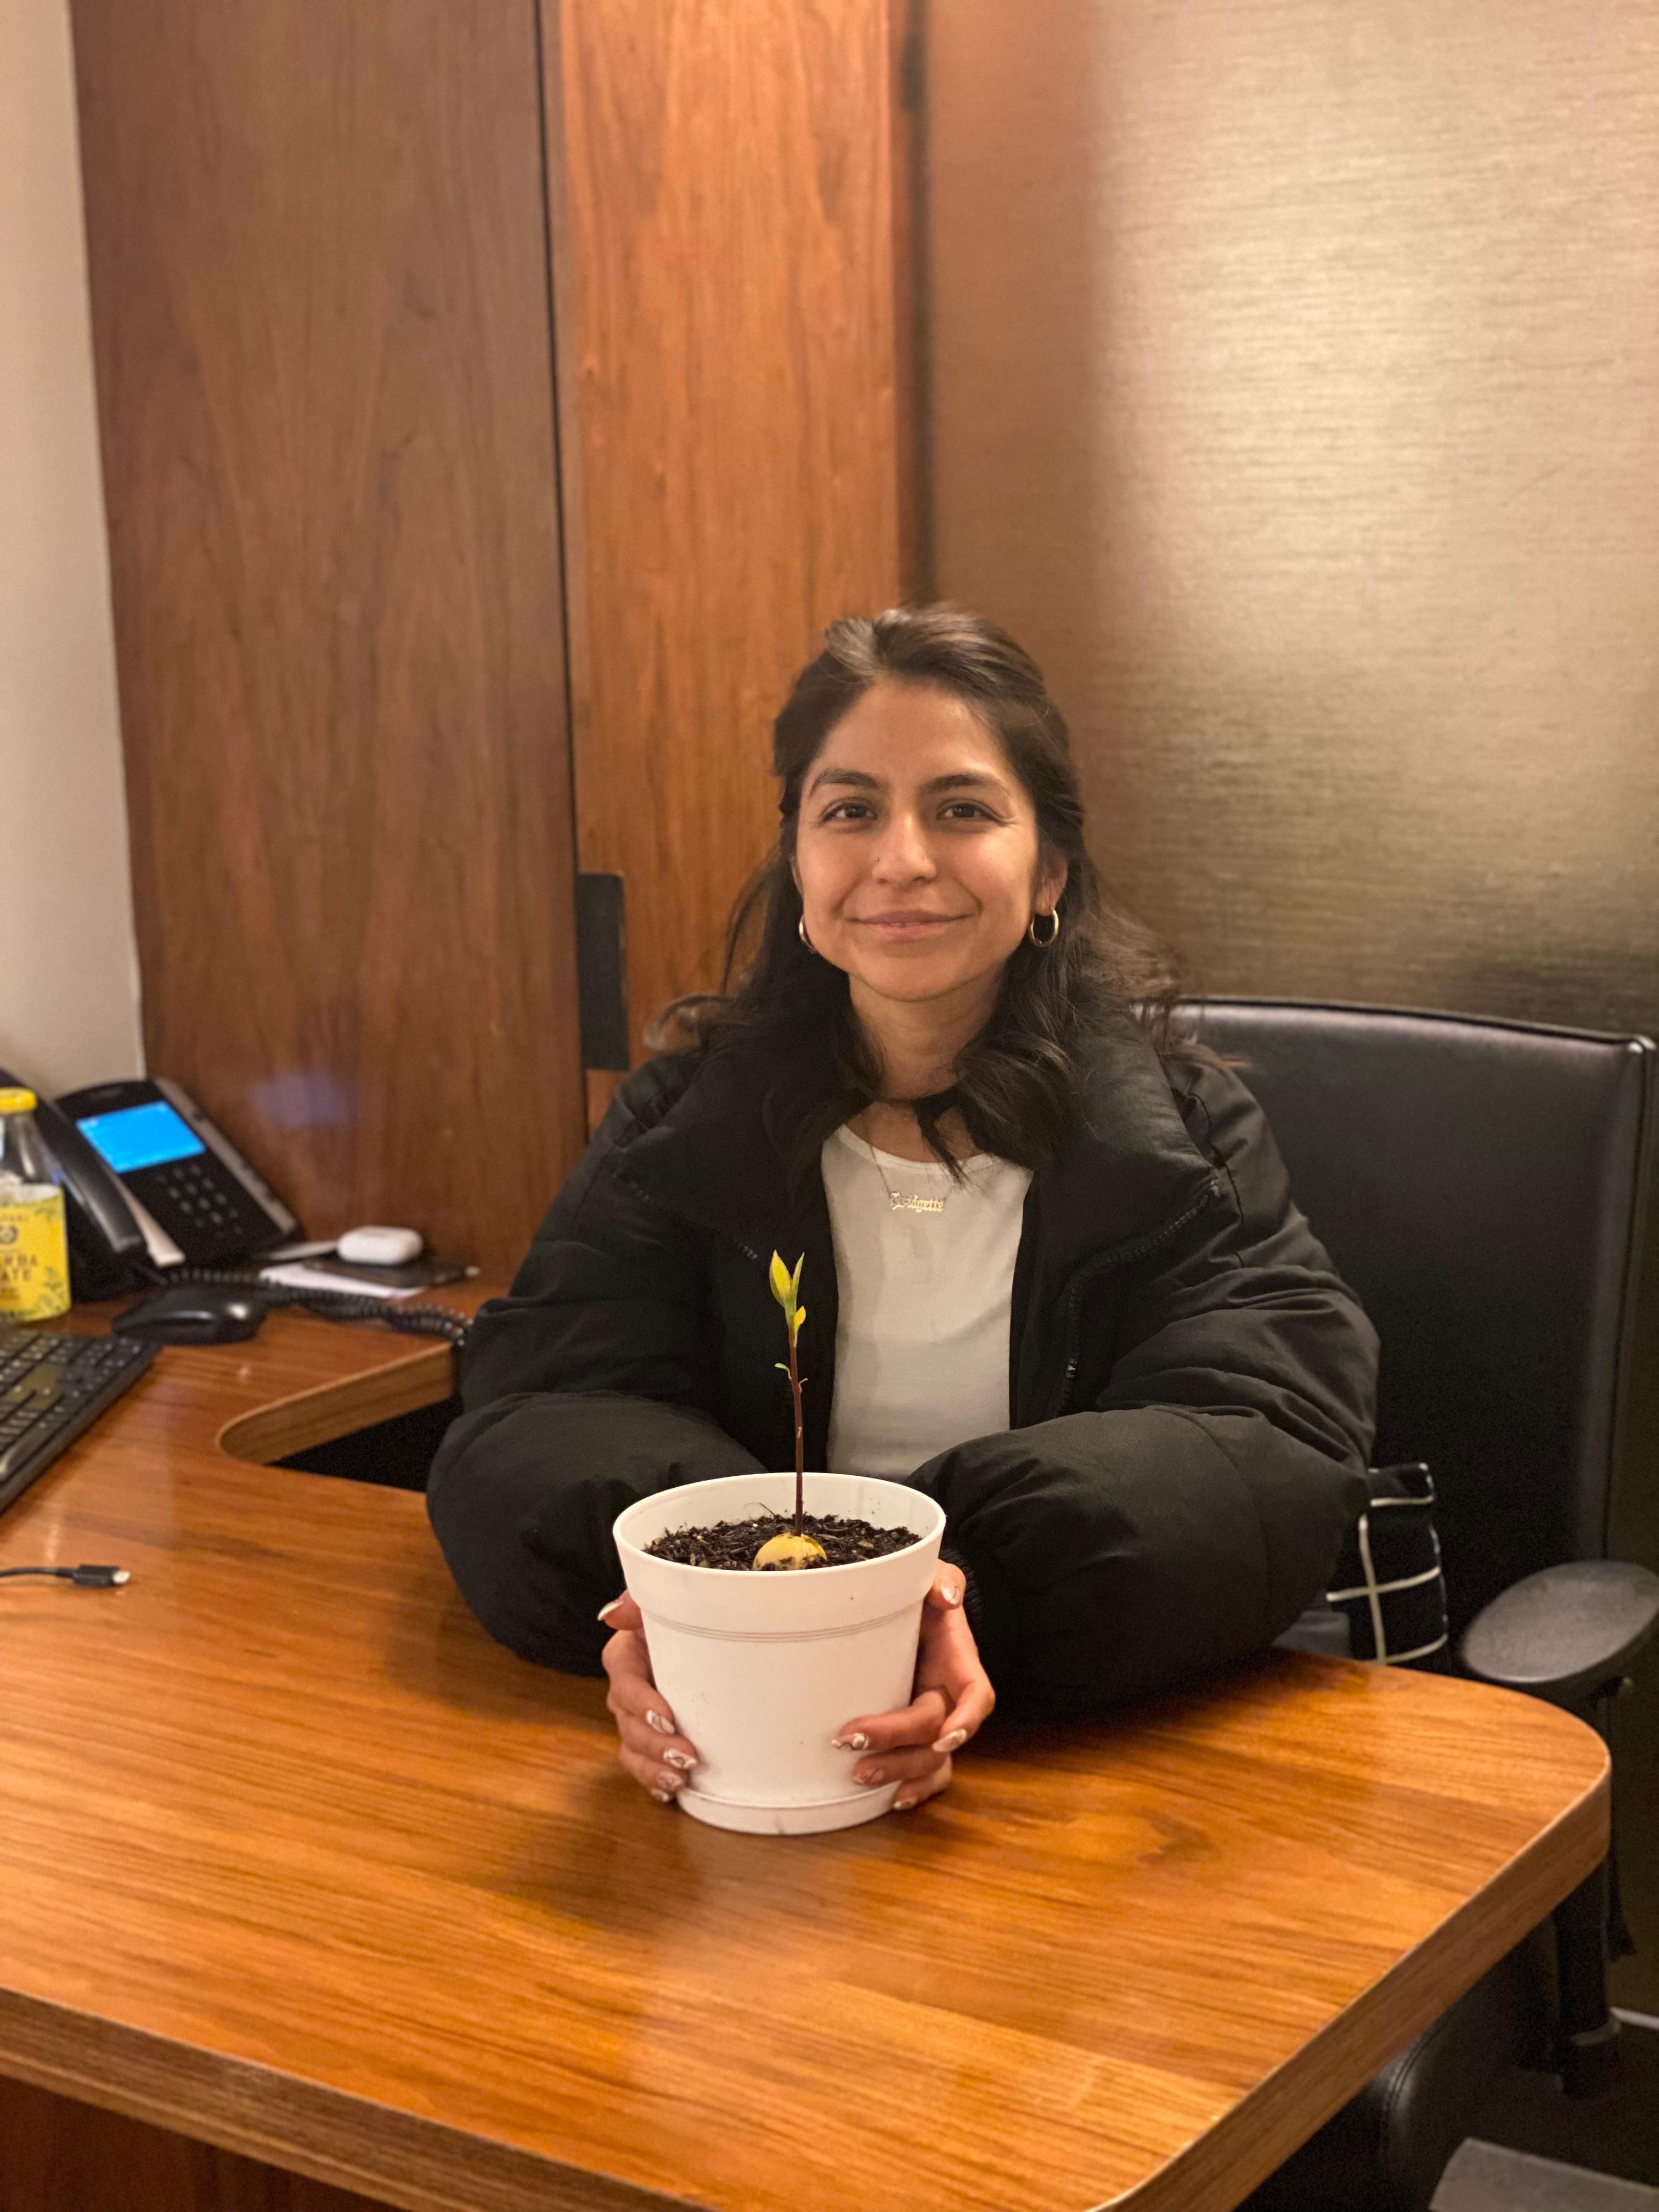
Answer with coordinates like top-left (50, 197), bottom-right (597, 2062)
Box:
top-left (851, 909), bottom-right (972, 943)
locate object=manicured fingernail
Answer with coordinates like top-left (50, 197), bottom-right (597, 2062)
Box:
top-left (597, 1598), bottom-right (624, 1622)
top-left (933, 1729), bottom-right (967, 1754)
top-left (646, 1710), bottom-right (674, 1735)
top-left (940, 1582), bottom-right (963, 1607)
top-left (662, 1748), bottom-right (696, 1771)
top-left (650, 1787), bottom-right (674, 1804)
top-left (657, 1768), bottom-right (684, 1794)
top-left (854, 1764), bottom-right (882, 1786)
top-left (832, 1731), bottom-right (868, 1751)
top-left (893, 1796), bottom-right (918, 1812)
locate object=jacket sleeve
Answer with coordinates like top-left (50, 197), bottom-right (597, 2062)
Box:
top-left (426, 1070), bottom-right (762, 1672)
top-left (915, 1060), bottom-right (1378, 1717)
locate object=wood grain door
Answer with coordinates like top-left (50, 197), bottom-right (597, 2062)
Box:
top-left (545, 0), bottom-right (910, 1092)
top-left (70, 0), bottom-right (587, 1274)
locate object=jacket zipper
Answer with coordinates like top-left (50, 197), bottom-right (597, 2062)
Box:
top-left (1045, 1173), bottom-right (1223, 1420)
top-left (618, 1163), bottom-right (763, 1267)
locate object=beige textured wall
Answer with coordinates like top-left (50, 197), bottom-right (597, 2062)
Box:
top-left (0, 0), bottom-right (141, 1096)
top-left (926, 0), bottom-right (1659, 2001)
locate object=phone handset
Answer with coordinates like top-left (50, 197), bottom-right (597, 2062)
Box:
top-left (0, 1072), bottom-right (151, 1291)
top-left (109, 1182), bottom-right (187, 1271)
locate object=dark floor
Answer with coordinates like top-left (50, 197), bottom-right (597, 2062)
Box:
top-left (1435, 2143), bottom-right (1659, 2211)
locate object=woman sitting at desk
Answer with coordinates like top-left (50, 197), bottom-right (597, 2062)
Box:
top-left (428, 606), bottom-right (1377, 1812)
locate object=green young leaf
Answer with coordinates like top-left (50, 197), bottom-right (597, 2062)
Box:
top-left (769, 1250), bottom-right (794, 1309)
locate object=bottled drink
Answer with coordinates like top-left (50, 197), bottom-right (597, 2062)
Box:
top-left (0, 1087), bottom-right (71, 1321)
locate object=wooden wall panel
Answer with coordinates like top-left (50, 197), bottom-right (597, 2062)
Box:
top-left (923, 0), bottom-right (1659, 2004)
top-left (546, 0), bottom-right (906, 1056)
top-left (927, 0), bottom-right (1659, 1029)
top-left (70, 0), bottom-right (586, 1273)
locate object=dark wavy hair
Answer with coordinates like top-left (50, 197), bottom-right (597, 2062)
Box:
top-left (650, 605), bottom-right (1187, 1177)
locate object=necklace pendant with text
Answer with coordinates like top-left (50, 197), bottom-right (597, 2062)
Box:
top-left (890, 1191), bottom-right (945, 1215)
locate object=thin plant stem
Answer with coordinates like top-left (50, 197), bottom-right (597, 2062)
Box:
top-left (787, 1328), bottom-right (805, 1534)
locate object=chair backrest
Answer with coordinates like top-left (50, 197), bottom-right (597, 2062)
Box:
top-left (1179, 1001), bottom-right (1655, 1634)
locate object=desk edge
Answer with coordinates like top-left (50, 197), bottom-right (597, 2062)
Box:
top-left (0, 1985), bottom-right (706, 2212)
top-left (1107, 1721), bottom-right (1611, 2212)
top-left (217, 1341), bottom-right (457, 1466)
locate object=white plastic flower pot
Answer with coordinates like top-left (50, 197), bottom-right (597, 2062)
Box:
top-left (612, 1471), bottom-right (945, 1835)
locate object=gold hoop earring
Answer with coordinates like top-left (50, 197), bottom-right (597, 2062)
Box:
top-left (798, 914), bottom-right (816, 953)
top-left (1029, 907), bottom-right (1060, 947)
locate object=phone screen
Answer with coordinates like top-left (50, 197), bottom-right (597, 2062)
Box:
top-left (78, 1099), bottom-right (206, 1175)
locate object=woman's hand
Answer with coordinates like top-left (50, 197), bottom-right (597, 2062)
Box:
top-left (599, 1562), bottom-right (994, 1813)
top-left (598, 1594), bottom-right (701, 1803)
top-left (832, 1563), bottom-right (995, 1812)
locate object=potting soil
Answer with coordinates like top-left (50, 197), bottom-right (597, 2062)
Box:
top-left (644, 1508), bottom-right (918, 1571)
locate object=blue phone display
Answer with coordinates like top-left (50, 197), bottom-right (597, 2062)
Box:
top-left (77, 1099), bottom-right (206, 1175)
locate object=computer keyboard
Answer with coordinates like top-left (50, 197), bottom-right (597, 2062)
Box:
top-left (0, 1328), bottom-right (158, 1516)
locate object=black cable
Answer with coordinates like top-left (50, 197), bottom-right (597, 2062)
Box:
top-left (1, 1564), bottom-right (129, 1587)
top-left (140, 1264), bottom-right (472, 1346)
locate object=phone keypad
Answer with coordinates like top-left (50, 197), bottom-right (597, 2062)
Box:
top-left (153, 1159), bottom-right (242, 1236)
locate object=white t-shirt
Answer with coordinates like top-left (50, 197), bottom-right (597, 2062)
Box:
top-left (821, 1126), bottom-right (1033, 1479)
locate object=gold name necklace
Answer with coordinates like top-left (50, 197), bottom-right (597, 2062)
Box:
top-left (860, 1133), bottom-right (949, 1216)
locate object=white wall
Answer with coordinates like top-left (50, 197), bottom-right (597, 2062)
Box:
top-left (0, 0), bottom-right (142, 1097)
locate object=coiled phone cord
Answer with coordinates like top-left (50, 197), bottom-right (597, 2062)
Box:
top-left (144, 1264), bottom-right (473, 1346)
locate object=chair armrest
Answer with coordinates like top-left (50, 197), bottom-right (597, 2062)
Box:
top-left (1458, 1560), bottom-right (1659, 1706)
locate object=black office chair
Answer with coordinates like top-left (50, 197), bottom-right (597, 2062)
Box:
top-left (1172, 1001), bottom-right (1659, 2212)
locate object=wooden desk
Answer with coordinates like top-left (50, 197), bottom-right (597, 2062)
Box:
top-left (0, 1304), bottom-right (1608, 2212)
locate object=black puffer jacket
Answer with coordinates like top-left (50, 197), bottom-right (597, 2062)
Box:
top-left (428, 1015), bottom-right (1378, 1716)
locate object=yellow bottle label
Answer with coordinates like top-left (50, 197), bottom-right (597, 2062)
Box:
top-left (0, 1184), bottom-right (71, 1321)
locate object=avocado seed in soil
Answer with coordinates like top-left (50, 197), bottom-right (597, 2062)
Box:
top-left (644, 1509), bottom-right (917, 1573)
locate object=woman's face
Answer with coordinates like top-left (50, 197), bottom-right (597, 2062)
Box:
top-left (792, 681), bottom-right (1067, 1015)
